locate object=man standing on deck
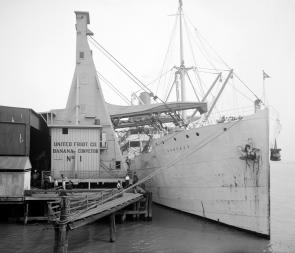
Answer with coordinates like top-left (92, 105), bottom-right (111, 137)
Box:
top-left (133, 172), bottom-right (138, 185)
top-left (125, 173), bottom-right (130, 188)
top-left (117, 180), bottom-right (122, 190)
top-left (61, 174), bottom-right (66, 190)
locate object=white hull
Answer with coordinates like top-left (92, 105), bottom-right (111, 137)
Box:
top-left (132, 109), bottom-right (270, 237)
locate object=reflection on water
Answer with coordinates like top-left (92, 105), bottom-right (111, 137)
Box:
top-left (0, 162), bottom-right (294, 253)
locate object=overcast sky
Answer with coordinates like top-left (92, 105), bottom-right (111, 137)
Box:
top-left (0, 0), bottom-right (294, 161)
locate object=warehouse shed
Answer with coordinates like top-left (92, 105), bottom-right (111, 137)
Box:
top-left (0, 106), bottom-right (50, 198)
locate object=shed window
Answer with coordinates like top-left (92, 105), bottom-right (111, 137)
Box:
top-left (80, 51), bottom-right (84, 59)
top-left (130, 141), bottom-right (140, 148)
top-left (62, 128), bottom-right (68, 134)
top-left (115, 161), bottom-right (121, 170)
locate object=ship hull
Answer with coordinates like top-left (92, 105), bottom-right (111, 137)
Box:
top-left (132, 109), bottom-right (270, 237)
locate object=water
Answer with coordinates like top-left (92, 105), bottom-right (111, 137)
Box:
top-left (0, 162), bottom-right (294, 253)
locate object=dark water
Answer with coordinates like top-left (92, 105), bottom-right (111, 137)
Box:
top-left (0, 162), bottom-right (294, 253)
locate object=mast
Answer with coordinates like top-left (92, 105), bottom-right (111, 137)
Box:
top-left (178, 0), bottom-right (186, 119)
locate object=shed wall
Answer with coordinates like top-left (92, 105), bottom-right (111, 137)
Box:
top-left (51, 127), bottom-right (101, 179)
top-left (0, 171), bottom-right (30, 197)
top-left (0, 123), bottom-right (27, 155)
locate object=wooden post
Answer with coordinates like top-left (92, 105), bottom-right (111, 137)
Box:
top-left (132, 203), bottom-right (136, 220)
top-left (41, 171), bottom-right (44, 189)
top-left (54, 226), bottom-right (59, 251)
top-left (109, 213), bottom-right (116, 242)
top-left (54, 196), bottom-right (69, 253)
top-left (54, 224), bottom-right (69, 253)
top-left (147, 192), bottom-right (152, 221)
top-left (136, 201), bottom-right (140, 220)
top-left (144, 195), bottom-right (148, 220)
top-left (24, 202), bottom-right (29, 224)
top-left (121, 212), bottom-right (126, 223)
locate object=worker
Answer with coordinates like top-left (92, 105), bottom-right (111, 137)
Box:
top-left (48, 175), bottom-right (52, 184)
top-left (54, 178), bottom-right (58, 188)
top-left (125, 173), bottom-right (130, 188)
top-left (32, 170), bottom-right (39, 187)
top-left (125, 157), bottom-right (130, 168)
top-left (46, 175), bottom-right (53, 189)
top-left (67, 180), bottom-right (73, 190)
top-left (133, 172), bottom-right (139, 185)
top-left (117, 180), bottom-right (122, 190)
top-left (61, 174), bottom-right (66, 190)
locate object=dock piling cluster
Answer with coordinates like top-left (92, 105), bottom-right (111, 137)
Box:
top-left (47, 190), bottom-right (152, 252)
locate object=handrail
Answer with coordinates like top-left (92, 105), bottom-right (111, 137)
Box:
top-left (47, 189), bottom-right (119, 223)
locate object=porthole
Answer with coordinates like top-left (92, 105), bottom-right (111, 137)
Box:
top-left (224, 128), bottom-right (227, 131)
top-left (186, 134), bottom-right (189, 138)
top-left (173, 137), bottom-right (176, 141)
top-left (162, 141), bottom-right (164, 144)
top-left (196, 132), bottom-right (199, 136)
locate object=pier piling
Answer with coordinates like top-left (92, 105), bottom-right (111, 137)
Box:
top-left (147, 192), bottom-right (153, 220)
top-left (54, 196), bottom-right (69, 253)
top-left (48, 190), bottom-right (152, 251)
top-left (23, 202), bottom-right (29, 224)
top-left (109, 213), bottom-right (116, 242)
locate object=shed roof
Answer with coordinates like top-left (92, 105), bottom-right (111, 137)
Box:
top-left (0, 156), bottom-right (31, 171)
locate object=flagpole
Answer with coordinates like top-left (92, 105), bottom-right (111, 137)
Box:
top-left (262, 69), bottom-right (270, 106)
top-left (263, 71), bottom-right (266, 104)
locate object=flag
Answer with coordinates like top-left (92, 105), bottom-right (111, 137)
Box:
top-left (263, 70), bottom-right (270, 80)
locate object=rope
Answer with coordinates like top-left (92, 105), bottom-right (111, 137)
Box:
top-left (96, 71), bottom-right (131, 105)
top-left (184, 15), bottom-right (217, 71)
top-left (183, 16), bottom-right (205, 98)
top-left (155, 14), bottom-right (179, 95)
top-left (88, 36), bottom-right (186, 126)
top-left (185, 71), bottom-right (200, 102)
top-left (102, 117), bottom-right (243, 202)
top-left (134, 68), bottom-right (174, 94)
top-left (55, 117), bottom-right (243, 225)
top-left (184, 15), bottom-right (263, 104)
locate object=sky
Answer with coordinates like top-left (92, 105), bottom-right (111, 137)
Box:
top-left (0, 0), bottom-right (295, 161)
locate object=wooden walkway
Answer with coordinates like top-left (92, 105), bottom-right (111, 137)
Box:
top-left (67, 193), bottom-right (144, 229)
top-left (48, 189), bottom-right (152, 253)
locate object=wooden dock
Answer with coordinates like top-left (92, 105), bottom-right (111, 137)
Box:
top-left (47, 189), bottom-right (152, 253)
top-left (22, 189), bottom-right (112, 224)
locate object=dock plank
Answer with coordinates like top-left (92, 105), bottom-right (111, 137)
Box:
top-left (68, 193), bottom-right (143, 229)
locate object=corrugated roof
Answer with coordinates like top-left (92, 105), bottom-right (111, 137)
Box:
top-left (0, 156), bottom-right (31, 171)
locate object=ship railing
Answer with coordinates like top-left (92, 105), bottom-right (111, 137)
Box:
top-left (191, 106), bottom-right (254, 127)
top-left (210, 106), bottom-right (253, 120)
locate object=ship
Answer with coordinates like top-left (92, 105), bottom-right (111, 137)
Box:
top-left (119, 1), bottom-right (277, 238)
top-left (42, 1), bottom-right (281, 238)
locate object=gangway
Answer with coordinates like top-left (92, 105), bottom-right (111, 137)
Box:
top-left (48, 188), bottom-right (152, 253)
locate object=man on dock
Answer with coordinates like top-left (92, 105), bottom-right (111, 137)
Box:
top-left (133, 172), bottom-right (138, 185)
top-left (61, 174), bottom-right (66, 190)
top-left (125, 173), bottom-right (130, 188)
top-left (117, 180), bottom-right (122, 190)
